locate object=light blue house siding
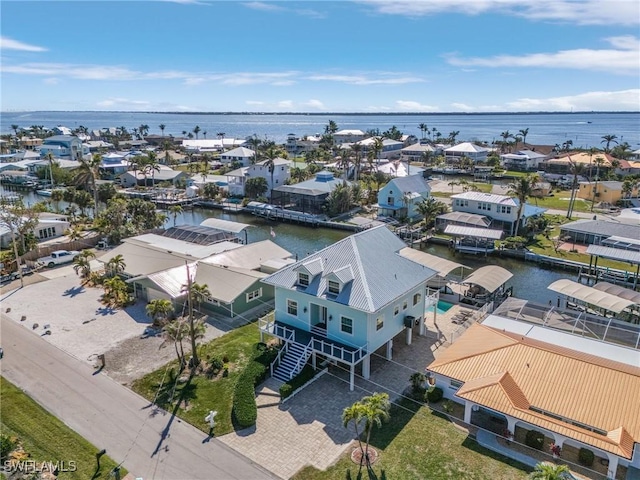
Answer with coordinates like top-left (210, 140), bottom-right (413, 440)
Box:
top-left (262, 226), bottom-right (437, 390)
top-left (377, 175), bottom-right (431, 220)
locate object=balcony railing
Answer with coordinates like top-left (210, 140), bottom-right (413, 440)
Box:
top-left (310, 337), bottom-right (367, 365)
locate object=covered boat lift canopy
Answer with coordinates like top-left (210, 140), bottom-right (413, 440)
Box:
top-left (593, 282), bottom-right (640, 304)
top-left (444, 225), bottom-right (503, 239)
top-left (399, 247), bottom-right (471, 282)
top-left (585, 244), bottom-right (640, 289)
top-left (548, 279), bottom-right (636, 314)
top-left (463, 266), bottom-right (513, 293)
top-left (200, 218), bottom-right (252, 234)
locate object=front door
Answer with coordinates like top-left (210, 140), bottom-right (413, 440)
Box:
top-left (310, 303), bottom-right (328, 329)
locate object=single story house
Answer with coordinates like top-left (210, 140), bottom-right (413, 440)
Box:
top-left (559, 219), bottom-right (640, 246)
top-left (355, 137), bottom-right (403, 159)
top-left (260, 226), bottom-right (438, 389)
top-left (377, 174), bottom-right (431, 220)
top-left (119, 166), bottom-right (188, 187)
top-left (577, 181), bottom-right (636, 205)
top-left (542, 152), bottom-right (615, 176)
top-left (427, 317), bottom-right (640, 479)
top-left (0, 212), bottom-right (70, 248)
top-left (615, 160), bottom-right (640, 176)
top-left (272, 170), bottom-right (349, 214)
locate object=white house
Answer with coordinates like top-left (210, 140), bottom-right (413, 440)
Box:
top-left (356, 137), bottom-right (404, 159)
top-left (260, 226), bottom-right (438, 390)
top-left (500, 149), bottom-right (548, 171)
top-left (449, 191), bottom-right (545, 235)
top-left (0, 212), bottom-right (70, 248)
top-left (401, 143), bottom-right (436, 163)
top-left (333, 129), bottom-right (366, 144)
top-left (225, 158), bottom-right (291, 197)
top-left (119, 166), bottom-right (188, 187)
top-left (377, 175), bottom-right (431, 220)
top-left (219, 147), bottom-right (255, 167)
top-left (182, 138), bottom-right (246, 153)
top-left (444, 142), bottom-right (490, 163)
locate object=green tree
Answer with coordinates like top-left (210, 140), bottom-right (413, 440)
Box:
top-left (245, 177), bottom-right (268, 199)
top-left (169, 205), bottom-right (183, 227)
top-left (182, 278), bottom-right (211, 369)
top-left (351, 143), bottom-right (364, 181)
top-left (193, 125), bottom-right (201, 139)
top-left (51, 188), bottom-right (64, 213)
top-left (507, 173), bottom-right (538, 236)
top-left (418, 123), bottom-right (428, 140)
top-left (147, 299), bottom-right (174, 326)
top-left (518, 128), bottom-right (529, 148)
top-left (343, 393), bottom-right (391, 471)
top-left (566, 158), bottom-right (585, 219)
top-left (601, 134), bottom-right (618, 153)
top-left (106, 254), bottom-right (126, 277)
top-left (73, 153), bottom-right (102, 215)
top-left (325, 181), bottom-right (353, 217)
top-left (162, 318), bottom-right (187, 369)
top-left (73, 250), bottom-right (95, 280)
top-left (159, 124), bottom-right (166, 137)
top-left (416, 197), bottom-right (448, 229)
top-left (528, 462), bottom-right (570, 480)
top-left (590, 155), bottom-right (606, 211)
top-left (102, 276), bottom-right (130, 307)
top-left (74, 190), bottom-right (94, 217)
top-left (260, 141), bottom-right (285, 204)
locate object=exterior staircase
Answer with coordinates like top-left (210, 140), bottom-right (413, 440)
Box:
top-left (273, 341), bottom-right (312, 382)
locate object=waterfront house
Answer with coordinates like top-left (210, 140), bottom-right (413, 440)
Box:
top-left (226, 157), bottom-right (291, 197)
top-left (285, 133), bottom-right (320, 157)
top-left (355, 137), bottom-right (404, 159)
top-left (542, 152), bottom-right (615, 176)
top-left (39, 135), bottom-right (88, 160)
top-left (377, 174), bottom-right (431, 220)
top-left (134, 240), bottom-right (294, 318)
top-left (182, 138), bottom-right (245, 153)
top-left (219, 147), bottom-right (255, 167)
top-left (119, 166), bottom-right (188, 187)
top-left (400, 142), bottom-right (436, 163)
top-left (426, 318), bottom-right (640, 479)
top-left (0, 211), bottom-right (70, 248)
top-left (376, 161), bottom-right (425, 178)
top-left (615, 159), bottom-right (640, 176)
top-left (272, 170), bottom-right (348, 214)
top-left (333, 129), bottom-right (366, 144)
top-left (259, 226), bottom-right (438, 389)
top-left (500, 150), bottom-right (548, 171)
top-left (559, 219), bottom-right (640, 246)
top-left (444, 142), bottom-right (490, 163)
top-left (448, 191), bottom-right (545, 236)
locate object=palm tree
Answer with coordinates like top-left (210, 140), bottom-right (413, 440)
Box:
top-left (73, 153), bottom-right (102, 215)
top-left (351, 143), bottom-right (363, 181)
top-left (146, 298), bottom-right (174, 327)
top-left (590, 155), bottom-right (606, 212)
top-left (169, 205), bottom-right (183, 227)
top-left (143, 152), bottom-right (161, 187)
top-left (73, 250), bottom-right (95, 280)
top-left (162, 318), bottom-right (187, 369)
top-left (353, 393), bottom-right (391, 468)
top-left (601, 134), bottom-right (618, 153)
top-left (193, 125), bottom-right (201, 139)
top-left (416, 197), bottom-right (448, 229)
top-left (66, 225), bottom-right (84, 242)
top-left (418, 123), bottom-right (428, 140)
top-left (159, 124), bottom-right (166, 137)
top-left (342, 403), bottom-right (366, 472)
top-left (247, 135), bottom-right (261, 163)
top-left (261, 141), bottom-right (284, 204)
top-left (448, 131), bottom-right (460, 144)
top-left (518, 128), bottom-right (529, 148)
top-left (138, 124), bottom-right (149, 138)
top-left (182, 275), bottom-right (211, 368)
top-left (11, 124), bottom-right (19, 137)
top-left (216, 132), bottom-right (226, 151)
top-left (51, 189), bottom-right (64, 212)
top-left (202, 130), bottom-right (207, 139)
top-left (507, 173), bottom-right (538, 236)
top-left (106, 254), bottom-right (126, 277)
top-left (566, 158), bottom-right (585, 219)
top-left (500, 130), bottom-right (514, 152)
top-left (324, 120), bottom-right (338, 135)
top-left (528, 462), bottom-right (570, 480)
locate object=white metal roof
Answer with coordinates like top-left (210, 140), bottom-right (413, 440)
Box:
top-left (451, 191), bottom-right (518, 206)
top-left (399, 247), bottom-right (470, 278)
top-left (444, 224), bottom-right (503, 240)
top-left (593, 282), bottom-right (640, 305)
top-left (444, 142), bottom-right (489, 153)
top-left (463, 265), bottom-right (513, 293)
top-left (586, 244), bottom-right (640, 265)
top-left (548, 279), bottom-right (636, 313)
top-left (199, 218), bottom-right (252, 234)
top-left (201, 240), bottom-right (292, 270)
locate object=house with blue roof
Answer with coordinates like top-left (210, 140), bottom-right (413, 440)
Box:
top-left (377, 174), bottom-right (431, 220)
top-left (260, 226), bottom-right (438, 390)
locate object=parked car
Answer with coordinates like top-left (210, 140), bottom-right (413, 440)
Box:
top-left (37, 250), bottom-right (80, 268)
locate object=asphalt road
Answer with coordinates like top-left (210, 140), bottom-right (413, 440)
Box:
top-left (0, 315), bottom-right (277, 480)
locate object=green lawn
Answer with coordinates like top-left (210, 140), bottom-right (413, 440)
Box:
top-left (292, 398), bottom-right (529, 480)
top-left (0, 377), bottom-right (125, 480)
top-left (131, 321), bottom-right (265, 436)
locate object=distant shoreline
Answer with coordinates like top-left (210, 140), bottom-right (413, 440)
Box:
top-left (2, 110), bottom-right (638, 116)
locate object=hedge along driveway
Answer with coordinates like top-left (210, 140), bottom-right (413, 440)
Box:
top-left (131, 321), bottom-right (270, 436)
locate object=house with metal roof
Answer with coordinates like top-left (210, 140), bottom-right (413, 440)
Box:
top-left (447, 191), bottom-right (546, 236)
top-left (259, 226), bottom-right (438, 390)
top-left (500, 149), bottom-right (548, 171)
top-left (444, 142), bottom-right (490, 163)
top-left (219, 146), bottom-right (256, 167)
top-left (272, 170), bottom-right (348, 214)
top-left (427, 318), bottom-right (640, 479)
top-left (226, 157), bottom-right (291, 197)
top-left (377, 174), bottom-right (431, 220)
top-left (39, 135), bottom-right (88, 159)
top-left (560, 219), bottom-right (640, 246)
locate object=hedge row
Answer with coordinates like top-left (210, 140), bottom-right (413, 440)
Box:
top-left (279, 365), bottom-right (317, 399)
top-left (231, 343), bottom-right (278, 429)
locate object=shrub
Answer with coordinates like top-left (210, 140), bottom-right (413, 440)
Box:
top-left (525, 429), bottom-right (545, 450)
top-left (578, 447), bottom-right (595, 467)
top-left (232, 380), bottom-right (257, 428)
top-left (0, 434), bottom-right (17, 462)
top-left (279, 365), bottom-right (317, 399)
top-left (425, 387), bottom-right (443, 403)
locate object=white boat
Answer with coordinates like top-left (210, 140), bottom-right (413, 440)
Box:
top-left (36, 189), bottom-right (53, 197)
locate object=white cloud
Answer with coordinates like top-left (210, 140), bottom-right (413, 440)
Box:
top-left (277, 100), bottom-right (294, 109)
top-left (358, 0), bottom-right (639, 26)
top-left (446, 36), bottom-right (640, 75)
top-left (246, 100), bottom-right (265, 106)
top-left (0, 37), bottom-right (47, 52)
top-left (307, 74), bottom-right (423, 85)
top-left (302, 99), bottom-right (326, 110)
top-left (243, 2), bottom-right (285, 12)
top-left (243, 2), bottom-right (326, 18)
top-left (451, 102), bottom-right (475, 111)
top-left (96, 98), bottom-right (151, 109)
top-left (506, 89), bottom-right (640, 111)
top-left (395, 100), bottom-right (439, 112)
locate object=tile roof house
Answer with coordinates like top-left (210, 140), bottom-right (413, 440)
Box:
top-left (377, 174), bottom-right (431, 220)
top-left (260, 226), bottom-right (438, 389)
top-left (427, 319), bottom-right (640, 478)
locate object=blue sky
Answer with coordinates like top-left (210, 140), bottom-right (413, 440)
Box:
top-left (1, 0), bottom-right (639, 112)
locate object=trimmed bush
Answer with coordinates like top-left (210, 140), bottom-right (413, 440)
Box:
top-left (524, 429), bottom-right (545, 450)
top-left (578, 447), bottom-right (595, 467)
top-left (279, 365), bottom-right (317, 399)
top-left (425, 387), bottom-right (443, 403)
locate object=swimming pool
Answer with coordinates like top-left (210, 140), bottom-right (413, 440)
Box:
top-left (426, 300), bottom-right (455, 315)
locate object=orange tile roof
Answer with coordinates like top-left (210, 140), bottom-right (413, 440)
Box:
top-left (428, 323), bottom-right (640, 459)
top-left (546, 152), bottom-right (616, 167)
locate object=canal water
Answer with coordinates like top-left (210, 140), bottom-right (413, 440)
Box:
top-left (6, 186), bottom-right (574, 305)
